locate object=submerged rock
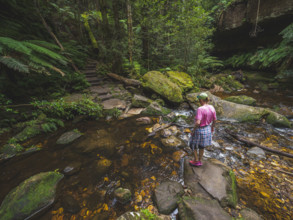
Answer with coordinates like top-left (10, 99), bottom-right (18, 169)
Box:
top-left (136, 117), bottom-right (152, 125)
top-left (96, 158), bottom-right (112, 176)
top-left (178, 196), bottom-right (231, 220)
top-left (161, 135), bottom-right (184, 149)
top-left (142, 71), bottom-right (183, 103)
top-left (225, 95), bottom-right (256, 106)
top-left (56, 129), bottom-right (82, 145)
top-left (114, 188), bottom-right (132, 204)
top-left (63, 162), bottom-right (82, 176)
top-left (240, 208), bottom-right (263, 220)
top-left (102, 98), bottom-right (126, 110)
top-left (186, 92), bottom-right (291, 128)
top-left (247, 147), bottom-right (266, 160)
top-left (153, 181), bottom-right (184, 214)
top-left (61, 195), bottom-right (81, 214)
top-left (0, 171), bottom-right (63, 220)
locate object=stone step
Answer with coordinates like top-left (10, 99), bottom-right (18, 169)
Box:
top-left (82, 70), bottom-right (96, 74)
top-left (97, 94), bottom-right (113, 101)
top-left (84, 65), bottom-right (96, 69)
top-left (85, 74), bottom-right (97, 78)
top-left (87, 78), bottom-right (103, 83)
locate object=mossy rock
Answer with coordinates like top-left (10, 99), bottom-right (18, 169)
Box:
top-left (225, 95), bottom-right (256, 106)
top-left (131, 94), bottom-right (152, 108)
top-left (0, 171), bottom-right (64, 220)
top-left (142, 71), bottom-right (183, 103)
top-left (166, 71), bottom-right (194, 92)
top-left (142, 102), bottom-right (171, 116)
top-left (114, 188), bottom-right (132, 204)
top-left (13, 124), bottom-right (41, 142)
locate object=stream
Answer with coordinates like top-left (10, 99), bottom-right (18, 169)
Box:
top-left (0, 77), bottom-right (292, 219)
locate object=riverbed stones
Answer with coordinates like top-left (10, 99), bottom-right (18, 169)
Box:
top-left (224, 95), bottom-right (256, 106)
top-left (186, 92), bottom-right (291, 128)
top-left (161, 135), bottom-right (184, 149)
top-left (63, 161), bottom-right (82, 176)
top-left (0, 171), bottom-right (63, 220)
top-left (178, 196), bottom-right (231, 220)
top-left (56, 129), bottom-right (82, 145)
top-left (153, 181), bottom-right (184, 214)
top-left (186, 158), bottom-right (238, 208)
top-left (172, 150), bottom-right (187, 162)
top-left (247, 147), bottom-right (266, 160)
top-left (114, 188), bottom-right (132, 204)
top-left (61, 195), bottom-right (81, 214)
top-left (161, 126), bottom-right (179, 138)
top-left (102, 98), bottom-right (127, 110)
top-left (74, 129), bottom-right (116, 156)
top-left (96, 158), bottom-right (112, 176)
top-left (142, 71), bottom-right (183, 103)
top-left (240, 208), bottom-right (263, 220)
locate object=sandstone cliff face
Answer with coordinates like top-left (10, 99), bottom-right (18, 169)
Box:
top-left (214, 0), bottom-right (293, 55)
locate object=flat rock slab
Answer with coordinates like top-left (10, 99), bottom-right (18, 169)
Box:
top-left (153, 181), bottom-right (184, 215)
top-left (56, 130), bottom-right (82, 145)
top-left (240, 208), bottom-right (263, 220)
top-left (102, 99), bottom-right (126, 110)
top-left (64, 93), bottom-right (84, 103)
top-left (0, 171), bottom-right (63, 220)
top-left (90, 86), bottom-right (111, 95)
top-left (183, 158), bottom-right (212, 200)
top-left (190, 158), bottom-right (237, 208)
top-left (178, 196), bottom-right (231, 220)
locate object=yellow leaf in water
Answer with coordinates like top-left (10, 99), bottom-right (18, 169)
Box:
top-left (104, 177), bottom-right (109, 182)
top-left (125, 140), bottom-right (130, 144)
top-left (57, 215), bottom-right (63, 220)
top-left (171, 170), bottom-right (177, 176)
top-left (135, 195), bottom-right (142, 203)
top-left (70, 215), bottom-right (76, 220)
top-left (103, 204), bottom-right (109, 211)
top-left (276, 199), bottom-right (285, 204)
top-left (58, 207), bottom-right (64, 214)
top-left (260, 192), bottom-right (270, 198)
top-left (147, 205), bottom-right (154, 212)
top-left (51, 210), bottom-right (58, 215)
top-left (134, 205), bottom-right (139, 211)
top-left (140, 190), bottom-right (146, 197)
top-left (184, 128), bottom-right (191, 133)
top-left (83, 188), bottom-right (87, 191)
top-left (146, 127), bottom-right (153, 133)
top-left (150, 176), bottom-right (156, 181)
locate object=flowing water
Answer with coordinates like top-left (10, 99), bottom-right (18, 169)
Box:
top-left (0, 76), bottom-right (293, 219)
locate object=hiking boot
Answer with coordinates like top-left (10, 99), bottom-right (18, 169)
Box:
top-left (189, 160), bottom-right (200, 166)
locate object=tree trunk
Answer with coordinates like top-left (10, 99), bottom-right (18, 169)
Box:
top-left (126, 0), bottom-right (134, 65)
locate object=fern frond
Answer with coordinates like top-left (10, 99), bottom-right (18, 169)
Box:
top-left (26, 40), bottom-right (60, 50)
top-left (0, 56), bottom-right (29, 73)
top-left (29, 55), bottom-right (53, 68)
top-left (22, 41), bottom-right (66, 62)
top-left (0, 37), bottom-right (31, 55)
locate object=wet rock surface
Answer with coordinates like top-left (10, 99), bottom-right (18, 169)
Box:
top-left (56, 130), bottom-right (82, 145)
top-left (153, 181), bottom-right (184, 214)
top-left (247, 147), bottom-right (266, 160)
top-left (0, 171), bottom-right (63, 220)
top-left (178, 196), bottom-right (231, 220)
top-left (114, 188), bottom-right (132, 204)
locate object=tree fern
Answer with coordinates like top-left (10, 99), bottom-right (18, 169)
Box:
top-left (0, 37), bottom-right (31, 55)
top-left (23, 41), bottom-right (67, 63)
top-left (26, 40), bottom-right (61, 50)
top-left (0, 56), bottom-right (29, 73)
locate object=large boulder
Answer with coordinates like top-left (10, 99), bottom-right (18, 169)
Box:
top-left (187, 158), bottom-right (238, 208)
top-left (0, 171), bottom-right (63, 220)
top-left (142, 71), bottom-right (183, 103)
top-left (178, 196), bottom-right (231, 220)
top-left (153, 181), bottom-right (184, 214)
top-left (225, 95), bottom-right (256, 106)
top-left (186, 92), bottom-right (291, 128)
top-left (166, 71), bottom-right (194, 91)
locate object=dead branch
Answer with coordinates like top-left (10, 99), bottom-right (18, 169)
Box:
top-left (226, 129), bottom-right (293, 159)
top-left (107, 73), bottom-right (141, 86)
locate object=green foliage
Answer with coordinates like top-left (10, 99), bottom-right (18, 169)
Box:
top-left (41, 118), bottom-right (64, 133)
top-left (140, 209), bottom-right (158, 220)
top-left (224, 23), bottom-right (293, 79)
top-left (32, 97), bottom-right (103, 120)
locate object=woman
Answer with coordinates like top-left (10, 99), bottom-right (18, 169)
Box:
top-left (190, 92), bottom-right (216, 166)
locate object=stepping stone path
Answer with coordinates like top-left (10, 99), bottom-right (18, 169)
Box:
top-left (81, 60), bottom-right (132, 111)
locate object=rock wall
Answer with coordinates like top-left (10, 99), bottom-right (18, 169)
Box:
top-left (214, 0), bottom-right (293, 56)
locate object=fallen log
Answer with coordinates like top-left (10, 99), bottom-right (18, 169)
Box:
top-left (107, 73), bottom-right (141, 86)
top-left (272, 168), bottom-right (293, 177)
top-left (226, 129), bottom-right (293, 159)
